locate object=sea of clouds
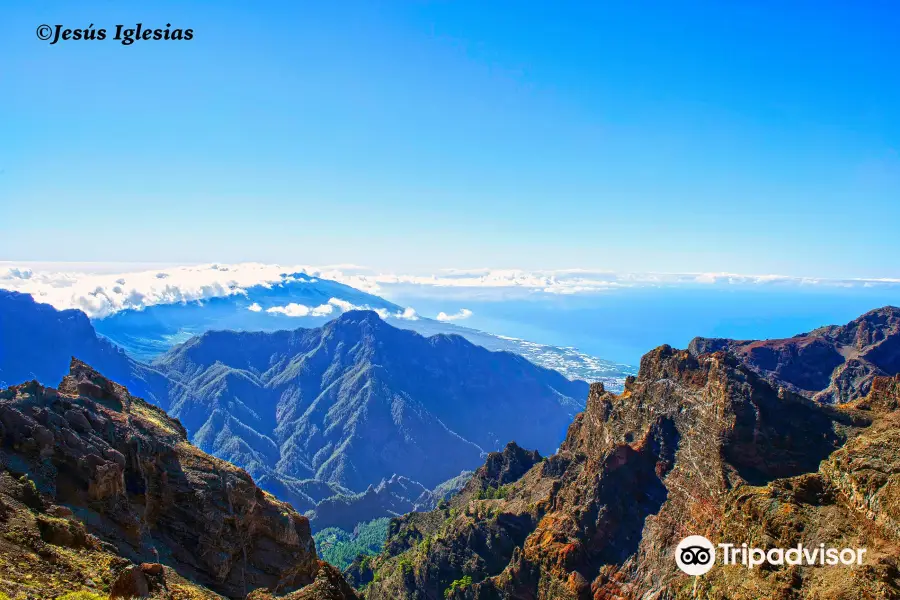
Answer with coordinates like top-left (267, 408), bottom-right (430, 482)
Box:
top-left (2, 262), bottom-right (899, 320)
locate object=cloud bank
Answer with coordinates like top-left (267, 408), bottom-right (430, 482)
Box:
top-left (0, 262), bottom-right (384, 319)
top-left (2, 261), bottom-right (899, 320)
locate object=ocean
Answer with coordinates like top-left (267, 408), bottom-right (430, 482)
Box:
top-left (382, 285), bottom-right (900, 366)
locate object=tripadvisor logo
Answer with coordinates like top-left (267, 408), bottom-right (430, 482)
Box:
top-left (676, 536), bottom-right (716, 575)
top-left (675, 536), bottom-right (867, 575)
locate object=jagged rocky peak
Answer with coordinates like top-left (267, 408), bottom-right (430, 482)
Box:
top-left (359, 338), bottom-right (900, 600)
top-left (322, 309), bottom-right (389, 342)
top-left (858, 372), bottom-right (900, 410)
top-left (331, 309), bottom-right (385, 327)
top-left (0, 359), bottom-right (357, 599)
top-left (688, 305), bottom-right (900, 403)
top-left (832, 305), bottom-right (900, 341)
top-left (472, 441), bottom-right (543, 490)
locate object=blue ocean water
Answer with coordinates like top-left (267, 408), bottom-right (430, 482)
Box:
top-left (384, 286), bottom-right (900, 365)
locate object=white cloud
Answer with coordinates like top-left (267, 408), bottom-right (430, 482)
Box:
top-left (0, 262), bottom-right (387, 319)
top-left (266, 304), bottom-right (306, 317)
top-left (266, 302), bottom-right (333, 318)
top-left (436, 308), bottom-right (473, 322)
top-left (0, 263), bottom-right (307, 318)
top-left (397, 307), bottom-right (419, 320)
top-left (3, 261), bottom-right (900, 320)
top-left (327, 298), bottom-right (356, 312)
top-left (323, 298), bottom-right (417, 321)
top-left (3, 267), bottom-right (33, 280)
top-left (260, 298), bottom-right (416, 321)
top-left (248, 302), bottom-right (263, 312)
top-left (311, 303), bottom-right (335, 317)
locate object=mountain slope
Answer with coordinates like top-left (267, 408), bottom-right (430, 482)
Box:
top-left (0, 359), bottom-right (357, 599)
top-left (1, 292), bottom-right (589, 530)
top-left (356, 313), bottom-right (900, 600)
top-left (155, 310), bottom-right (588, 500)
top-left (308, 471), bottom-right (471, 532)
top-left (0, 289), bottom-right (172, 406)
top-left (689, 305), bottom-right (900, 403)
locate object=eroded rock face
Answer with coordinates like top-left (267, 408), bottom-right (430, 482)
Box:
top-left (358, 345), bottom-right (900, 600)
top-left (248, 562), bottom-right (362, 600)
top-left (0, 358), bottom-right (357, 600)
top-left (689, 305), bottom-right (900, 403)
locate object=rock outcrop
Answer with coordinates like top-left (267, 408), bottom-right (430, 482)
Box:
top-left (0, 359), bottom-right (357, 599)
top-left (689, 305), bottom-right (900, 403)
top-left (357, 344), bottom-right (900, 599)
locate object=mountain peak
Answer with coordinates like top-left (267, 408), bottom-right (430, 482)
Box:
top-left (156, 303), bottom-right (587, 502)
top-left (853, 304), bottom-right (900, 326)
top-left (688, 307), bottom-right (900, 403)
top-left (332, 309), bottom-right (386, 326)
top-left (57, 357), bottom-right (133, 413)
top-left (861, 304), bottom-right (900, 316)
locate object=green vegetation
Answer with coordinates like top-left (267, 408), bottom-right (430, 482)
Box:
top-left (19, 474), bottom-right (42, 509)
top-left (397, 523), bottom-right (423, 548)
top-left (56, 593), bottom-right (107, 600)
top-left (356, 554), bottom-right (373, 573)
top-left (475, 484), bottom-right (510, 500)
top-left (398, 556), bottom-right (414, 577)
top-left (445, 575), bottom-right (473, 598)
top-left (314, 517), bottom-right (390, 570)
top-left (419, 534), bottom-right (432, 555)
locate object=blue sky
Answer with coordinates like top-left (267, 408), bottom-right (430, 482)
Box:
top-left (2, 1), bottom-right (898, 277)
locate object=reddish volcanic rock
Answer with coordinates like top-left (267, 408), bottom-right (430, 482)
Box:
top-left (689, 306), bottom-right (900, 403)
top-left (359, 336), bottom-right (900, 600)
top-left (0, 358), bottom-right (357, 600)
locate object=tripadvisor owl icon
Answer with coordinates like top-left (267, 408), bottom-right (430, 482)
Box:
top-left (675, 535), bottom-right (716, 575)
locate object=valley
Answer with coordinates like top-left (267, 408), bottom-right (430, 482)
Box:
top-left (0, 289), bottom-right (589, 536)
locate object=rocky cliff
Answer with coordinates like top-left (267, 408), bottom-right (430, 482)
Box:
top-left (356, 343), bottom-right (900, 599)
top-left (689, 305), bottom-right (900, 404)
top-left (0, 359), bottom-right (357, 599)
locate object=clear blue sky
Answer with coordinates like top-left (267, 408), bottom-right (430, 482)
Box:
top-left (2, 1), bottom-right (898, 277)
